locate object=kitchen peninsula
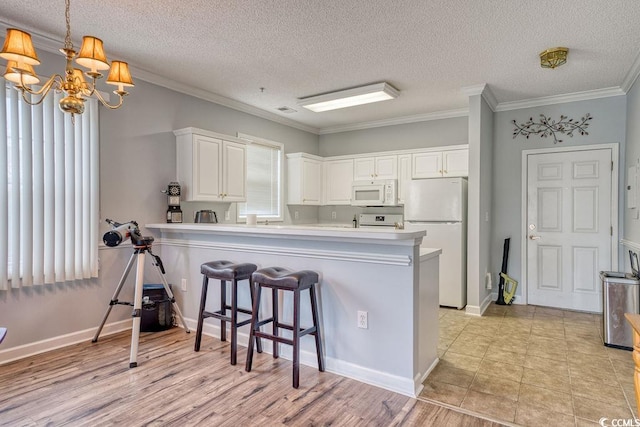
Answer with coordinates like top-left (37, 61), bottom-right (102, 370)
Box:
top-left (145, 223), bottom-right (440, 396)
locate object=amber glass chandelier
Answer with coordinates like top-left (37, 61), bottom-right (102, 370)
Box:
top-left (0, 0), bottom-right (134, 117)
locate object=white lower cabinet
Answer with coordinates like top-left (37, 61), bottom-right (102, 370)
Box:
top-left (324, 159), bottom-right (354, 205)
top-left (175, 128), bottom-right (247, 202)
top-left (287, 153), bottom-right (322, 205)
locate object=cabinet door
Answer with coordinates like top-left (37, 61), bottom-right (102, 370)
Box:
top-left (374, 155), bottom-right (398, 180)
top-left (412, 151), bottom-right (443, 178)
top-left (222, 140), bottom-right (247, 201)
top-left (324, 159), bottom-right (354, 205)
top-left (353, 157), bottom-right (375, 180)
top-left (443, 149), bottom-right (469, 177)
top-left (194, 135), bottom-right (222, 200)
top-left (302, 158), bottom-right (322, 204)
top-left (397, 154), bottom-right (411, 204)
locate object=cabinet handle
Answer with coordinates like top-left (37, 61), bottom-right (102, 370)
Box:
top-left (438, 170), bottom-right (442, 174)
top-left (443, 170), bottom-right (447, 174)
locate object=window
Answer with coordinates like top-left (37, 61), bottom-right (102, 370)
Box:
top-left (0, 84), bottom-right (99, 290)
top-left (237, 133), bottom-right (283, 222)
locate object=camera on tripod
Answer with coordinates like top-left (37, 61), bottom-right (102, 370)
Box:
top-left (103, 219), bottom-right (154, 247)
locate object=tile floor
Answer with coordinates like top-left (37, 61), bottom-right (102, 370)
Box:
top-left (420, 303), bottom-right (638, 426)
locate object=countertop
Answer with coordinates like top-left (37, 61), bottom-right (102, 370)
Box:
top-left (145, 222), bottom-right (426, 241)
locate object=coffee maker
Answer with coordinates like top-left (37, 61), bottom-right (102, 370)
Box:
top-left (163, 182), bottom-right (183, 223)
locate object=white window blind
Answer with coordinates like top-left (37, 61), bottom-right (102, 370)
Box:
top-left (0, 83), bottom-right (99, 290)
top-left (237, 134), bottom-right (283, 221)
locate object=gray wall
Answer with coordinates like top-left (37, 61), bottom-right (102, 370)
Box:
top-left (0, 51), bottom-right (319, 352)
top-left (625, 77), bottom-right (640, 248)
top-left (318, 116), bottom-right (468, 156)
top-left (491, 96), bottom-right (627, 302)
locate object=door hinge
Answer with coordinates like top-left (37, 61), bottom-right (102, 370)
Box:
top-left (611, 226), bottom-right (613, 236)
top-left (611, 161), bottom-right (614, 171)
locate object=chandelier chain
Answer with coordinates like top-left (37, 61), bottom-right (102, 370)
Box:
top-left (64, 0), bottom-right (72, 50)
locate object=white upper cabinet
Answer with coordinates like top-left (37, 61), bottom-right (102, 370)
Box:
top-left (221, 140), bottom-right (247, 201)
top-left (287, 153), bottom-right (322, 205)
top-left (397, 154), bottom-right (411, 204)
top-left (175, 128), bottom-right (247, 202)
top-left (324, 158), bottom-right (354, 205)
top-left (354, 155), bottom-right (397, 180)
top-left (443, 149), bottom-right (469, 177)
top-left (412, 148), bottom-right (468, 178)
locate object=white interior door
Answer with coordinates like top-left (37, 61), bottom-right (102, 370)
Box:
top-left (526, 148), bottom-right (613, 312)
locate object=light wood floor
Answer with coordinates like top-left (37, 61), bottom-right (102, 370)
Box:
top-left (0, 329), bottom-right (503, 426)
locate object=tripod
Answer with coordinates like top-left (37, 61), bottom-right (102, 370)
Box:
top-left (92, 242), bottom-right (190, 368)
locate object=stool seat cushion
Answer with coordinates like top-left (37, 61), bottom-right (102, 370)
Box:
top-left (252, 267), bottom-right (319, 290)
top-left (201, 261), bottom-right (257, 281)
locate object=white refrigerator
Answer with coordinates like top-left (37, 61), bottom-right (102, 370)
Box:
top-left (404, 177), bottom-right (467, 309)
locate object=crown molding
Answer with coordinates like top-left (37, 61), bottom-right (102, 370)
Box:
top-left (621, 50), bottom-right (640, 93)
top-left (318, 108), bottom-right (469, 135)
top-left (494, 87), bottom-right (625, 112)
top-left (460, 83), bottom-right (497, 111)
top-left (129, 67), bottom-right (320, 134)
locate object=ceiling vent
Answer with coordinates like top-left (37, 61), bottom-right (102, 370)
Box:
top-left (277, 106), bottom-right (297, 114)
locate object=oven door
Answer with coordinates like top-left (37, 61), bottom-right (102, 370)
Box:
top-left (351, 183), bottom-right (384, 206)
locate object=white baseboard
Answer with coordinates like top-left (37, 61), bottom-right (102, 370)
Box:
top-left (415, 357), bottom-right (439, 396)
top-left (0, 319), bottom-right (131, 366)
top-left (189, 316), bottom-right (423, 397)
top-left (2, 316), bottom-right (429, 398)
top-left (465, 293), bottom-right (494, 316)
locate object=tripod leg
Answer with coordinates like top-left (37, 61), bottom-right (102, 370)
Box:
top-left (151, 257), bottom-right (191, 333)
top-left (92, 252), bottom-right (137, 343)
top-left (129, 251), bottom-right (145, 368)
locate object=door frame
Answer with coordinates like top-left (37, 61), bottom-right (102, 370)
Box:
top-left (520, 143), bottom-right (619, 306)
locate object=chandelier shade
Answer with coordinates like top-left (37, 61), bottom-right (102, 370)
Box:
top-left (3, 60), bottom-right (40, 85)
top-left (76, 36), bottom-right (110, 73)
top-left (0, 28), bottom-right (40, 66)
top-left (106, 61), bottom-right (134, 89)
top-left (0, 0), bottom-right (133, 118)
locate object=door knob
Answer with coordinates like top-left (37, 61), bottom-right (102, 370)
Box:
top-left (529, 235), bottom-right (541, 240)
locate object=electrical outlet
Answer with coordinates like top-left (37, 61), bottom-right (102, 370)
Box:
top-left (294, 211), bottom-right (299, 220)
top-left (225, 211), bottom-right (230, 221)
top-left (181, 278), bottom-right (187, 292)
top-left (331, 211), bottom-right (337, 220)
top-left (357, 310), bottom-right (368, 329)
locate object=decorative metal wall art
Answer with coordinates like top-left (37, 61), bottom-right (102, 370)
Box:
top-left (512, 113), bottom-right (592, 144)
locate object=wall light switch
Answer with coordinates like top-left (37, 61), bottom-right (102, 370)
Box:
top-left (331, 211), bottom-right (337, 219)
top-left (294, 211), bottom-right (299, 219)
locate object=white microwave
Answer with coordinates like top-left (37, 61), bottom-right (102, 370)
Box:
top-left (351, 179), bottom-right (398, 206)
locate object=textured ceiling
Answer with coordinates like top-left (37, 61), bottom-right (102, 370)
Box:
top-left (1, 1), bottom-right (640, 133)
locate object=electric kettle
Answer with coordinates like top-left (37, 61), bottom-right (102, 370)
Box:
top-left (194, 210), bottom-right (218, 223)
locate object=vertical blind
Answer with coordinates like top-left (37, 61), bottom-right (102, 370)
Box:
top-left (238, 140), bottom-right (282, 219)
top-left (0, 83), bottom-right (99, 290)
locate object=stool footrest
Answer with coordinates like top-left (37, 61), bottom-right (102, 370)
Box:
top-left (202, 310), bottom-right (253, 328)
top-left (274, 322), bottom-right (317, 338)
top-left (254, 331), bottom-right (294, 346)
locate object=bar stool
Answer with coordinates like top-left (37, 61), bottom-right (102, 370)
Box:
top-left (245, 267), bottom-right (324, 388)
top-left (195, 260), bottom-right (262, 365)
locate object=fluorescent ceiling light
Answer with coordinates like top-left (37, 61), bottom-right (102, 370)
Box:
top-left (298, 82), bottom-right (399, 112)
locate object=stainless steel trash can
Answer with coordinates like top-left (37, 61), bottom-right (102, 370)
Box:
top-left (601, 271), bottom-right (640, 350)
